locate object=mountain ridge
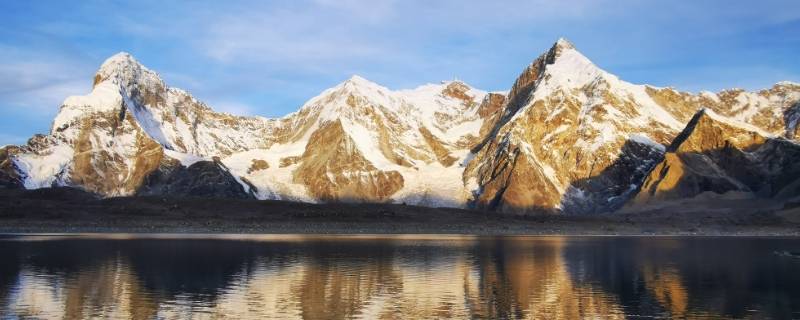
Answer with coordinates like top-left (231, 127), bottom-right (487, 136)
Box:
top-left (2, 39), bottom-right (799, 214)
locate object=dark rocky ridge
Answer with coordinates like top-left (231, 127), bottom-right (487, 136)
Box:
top-left (0, 146), bottom-right (22, 189)
top-left (137, 157), bottom-right (255, 199)
top-left (0, 187), bottom-right (797, 235)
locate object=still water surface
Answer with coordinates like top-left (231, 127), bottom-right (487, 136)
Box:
top-left (0, 235), bottom-right (798, 319)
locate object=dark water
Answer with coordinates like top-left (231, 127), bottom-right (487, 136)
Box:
top-left (0, 235), bottom-right (799, 319)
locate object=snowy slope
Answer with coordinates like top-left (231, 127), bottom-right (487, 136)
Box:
top-left (220, 76), bottom-right (489, 206)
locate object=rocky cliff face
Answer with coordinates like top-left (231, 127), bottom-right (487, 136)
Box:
top-left (645, 82), bottom-right (800, 138)
top-left (13, 79), bottom-right (166, 197)
top-left (292, 120), bottom-right (404, 202)
top-left (0, 146), bottom-right (22, 188)
top-left (465, 39), bottom-right (682, 214)
top-left (632, 109), bottom-right (800, 204)
top-left (3, 39), bottom-right (799, 213)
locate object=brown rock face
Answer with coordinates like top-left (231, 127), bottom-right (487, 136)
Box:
top-left (633, 109), bottom-right (800, 204)
top-left (0, 146), bottom-right (22, 188)
top-left (293, 120), bottom-right (404, 202)
top-left (441, 82), bottom-right (477, 107)
top-left (634, 153), bottom-right (743, 202)
top-left (419, 127), bottom-right (457, 167)
top-left (279, 156), bottom-right (301, 168)
top-left (468, 42), bottom-right (573, 159)
top-left (247, 159), bottom-right (269, 174)
top-left (67, 106), bottom-right (164, 196)
top-left (646, 83), bottom-right (800, 139)
top-left (473, 146), bottom-right (562, 213)
top-left (644, 87), bottom-right (703, 124)
top-left (476, 93), bottom-right (508, 142)
top-left (503, 40), bottom-right (572, 119)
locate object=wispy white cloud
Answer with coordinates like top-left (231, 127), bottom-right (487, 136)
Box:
top-left (196, 5), bottom-right (391, 67)
top-left (0, 0), bottom-right (797, 141)
top-left (0, 46), bottom-right (92, 117)
top-left (188, 0), bottom-right (609, 70)
top-left (0, 78), bottom-right (88, 115)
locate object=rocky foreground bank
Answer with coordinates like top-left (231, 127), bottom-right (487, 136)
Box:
top-left (1, 188), bottom-right (799, 236)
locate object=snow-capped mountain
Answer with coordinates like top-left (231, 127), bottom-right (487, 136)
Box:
top-left (0, 52), bottom-right (496, 207)
top-left (1, 39), bottom-right (799, 213)
top-left (221, 74), bottom-right (492, 206)
top-left (464, 39), bottom-right (800, 213)
top-left (465, 39), bottom-right (683, 214)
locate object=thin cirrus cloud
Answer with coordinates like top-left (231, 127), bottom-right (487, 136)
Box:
top-left (189, 1), bottom-right (608, 76)
top-left (0, 42), bottom-right (94, 144)
top-left (0, 0), bottom-right (798, 145)
top-left (209, 101), bottom-right (258, 117)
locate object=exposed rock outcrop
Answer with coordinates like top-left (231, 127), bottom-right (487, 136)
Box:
top-left (247, 159), bottom-right (269, 174)
top-left (476, 93), bottom-right (507, 142)
top-left (633, 109), bottom-right (800, 204)
top-left (219, 75), bottom-right (488, 205)
top-left (137, 157), bottom-right (255, 199)
top-left (0, 146), bottom-right (22, 188)
top-left (645, 82), bottom-right (800, 139)
top-left (66, 107), bottom-right (165, 196)
top-left (293, 120), bottom-right (404, 202)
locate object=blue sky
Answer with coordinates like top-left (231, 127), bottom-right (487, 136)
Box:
top-left (1, 0), bottom-right (799, 145)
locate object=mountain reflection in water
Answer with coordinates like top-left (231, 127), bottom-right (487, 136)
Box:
top-left (0, 235), bottom-right (798, 319)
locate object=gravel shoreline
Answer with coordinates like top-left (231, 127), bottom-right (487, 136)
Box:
top-left (2, 224), bottom-right (799, 236)
top-left (1, 188), bottom-right (799, 236)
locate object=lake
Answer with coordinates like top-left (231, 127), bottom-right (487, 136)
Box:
top-left (0, 235), bottom-right (798, 319)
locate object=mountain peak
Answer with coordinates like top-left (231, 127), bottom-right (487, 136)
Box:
top-left (299, 75), bottom-right (395, 113)
top-left (106, 51), bottom-right (136, 61)
top-left (343, 74), bottom-right (375, 86)
top-left (527, 38), bottom-right (603, 98)
top-left (544, 37), bottom-right (579, 62)
top-left (93, 51), bottom-right (162, 90)
top-left (546, 37), bottom-right (589, 64)
top-left (554, 37), bottom-right (575, 50)
top-left (337, 75), bottom-right (389, 94)
top-left (97, 52), bottom-right (140, 74)
top-left (500, 38), bottom-right (593, 119)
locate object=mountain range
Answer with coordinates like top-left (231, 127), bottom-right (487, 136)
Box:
top-left (2, 38), bottom-right (799, 214)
